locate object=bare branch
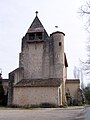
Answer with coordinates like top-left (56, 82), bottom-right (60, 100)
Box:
top-left (79, 1), bottom-right (90, 78)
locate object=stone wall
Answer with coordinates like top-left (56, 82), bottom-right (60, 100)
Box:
top-left (23, 43), bottom-right (44, 79)
top-left (66, 79), bottom-right (80, 99)
top-left (13, 87), bottom-right (58, 106)
top-left (20, 41), bottom-right (50, 79)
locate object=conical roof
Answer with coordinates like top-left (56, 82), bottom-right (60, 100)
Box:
top-left (27, 14), bottom-right (45, 33)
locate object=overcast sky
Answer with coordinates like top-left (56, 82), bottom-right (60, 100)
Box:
top-left (0, 0), bottom-right (88, 84)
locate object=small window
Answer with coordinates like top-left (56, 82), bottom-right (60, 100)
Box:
top-left (59, 42), bottom-right (61, 46)
top-left (36, 32), bottom-right (42, 40)
top-left (29, 33), bottom-right (35, 40)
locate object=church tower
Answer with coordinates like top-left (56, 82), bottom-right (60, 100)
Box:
top-left (8, 12), bottom-right (68, 107)
top-left (19, 11), bottom-right (50, 79)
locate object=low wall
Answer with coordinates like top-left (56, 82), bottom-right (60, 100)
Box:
top-left (13, 87), bottom-right (58, 107)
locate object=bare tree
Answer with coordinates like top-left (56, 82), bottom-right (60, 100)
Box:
top-left (73, 66), bottom-right (84, 89)
top-left (80, 0), bottom-right (90, 32)
top-left (73, 66), bottom-right (80, 79)
top-left (80, 1), bottom-right (90, 15)
top-left (80, 36), bottom-right (90, 77)
top-left (79, 0), bottom-right (90, 79)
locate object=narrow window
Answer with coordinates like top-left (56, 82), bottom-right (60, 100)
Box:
top-left (59, 42), bottom-right (61, 46)
top-left (29, 33), bottom-right (35, 40)
top-left (36, 32), bottom-right (42, 40)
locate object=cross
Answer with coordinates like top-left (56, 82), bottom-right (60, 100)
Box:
top-left (35, 11), bottom-right (38, 16)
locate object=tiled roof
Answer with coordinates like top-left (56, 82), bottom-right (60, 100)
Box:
top-left (50, 31), bottom-right (65, 36)
top-left (14, 78), bottom-right (61, 87)
top-left (27, 16), bottom-right (45, 33)
top-left (66, 79), bottom-right (80, 83)
top-left (2, 79), bottom-right (9, 82)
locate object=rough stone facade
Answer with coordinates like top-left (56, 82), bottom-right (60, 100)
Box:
top-left (7, 13), bottom-right (80, 107)
top-left (13, 87), bottom-right (58, 106)
top-left (66, 79), bottom-right (84, 105)
top-left (66, 79), bottom-right (80, 99)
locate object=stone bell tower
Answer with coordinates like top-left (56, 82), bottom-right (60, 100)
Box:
top-left (19, 11), bottom-right (50, 79)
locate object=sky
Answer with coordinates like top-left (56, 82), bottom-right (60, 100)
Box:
top-left (0, 0), bottom-right (89, 85)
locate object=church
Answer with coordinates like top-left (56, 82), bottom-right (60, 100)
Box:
top-left (7, 12), bottom-right (82, 107)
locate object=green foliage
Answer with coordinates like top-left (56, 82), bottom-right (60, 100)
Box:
top-left (83, 84), bottom-right (90, 104)
top-left (66, 89), bottom-right (72, 106)
top-left (0, 80), bottom-right (7, 106)
top-left (0, 80), bottom-right (4, 105)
